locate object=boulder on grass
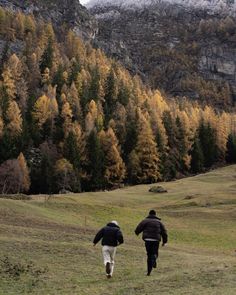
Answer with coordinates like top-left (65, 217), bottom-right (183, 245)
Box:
top-left (149, 186), bottom-right (167, 193)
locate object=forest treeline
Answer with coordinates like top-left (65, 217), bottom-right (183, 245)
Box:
top-left (0, 7), bottom-right (236, 194)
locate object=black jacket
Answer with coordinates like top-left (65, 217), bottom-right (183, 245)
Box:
top-left (93, 222), bottom-right (124, 247)
top-left (135, 215), bottom-right (168, 244)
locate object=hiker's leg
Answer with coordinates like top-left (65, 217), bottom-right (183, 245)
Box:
top-left (152, 242), bottom-right (160, 268)
top-left (109, 247), bottom-right (116, 276)
top-left (102, 246), bottom-right (111, 275)
top-left (145, 241), bottom-right (153, 275)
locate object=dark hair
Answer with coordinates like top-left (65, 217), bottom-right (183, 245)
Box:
top-left (149, 209), bottom-right (156, 216)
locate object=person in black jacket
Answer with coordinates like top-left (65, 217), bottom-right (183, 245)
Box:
top-left (135, 210), bottom-right (168, 276)
top-left (93, 220), bottom-right (124, 278)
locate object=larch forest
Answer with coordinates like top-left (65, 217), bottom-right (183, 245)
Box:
top-left (0, 6), bottom-right (236, 195)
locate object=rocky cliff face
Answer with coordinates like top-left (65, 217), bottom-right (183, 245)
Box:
top-left (199, 43), bottom-right (236, 92)
top-left (0, 0), bottom-right (97, 40)
top-left (88, 0), bottom-right (236, 15)
top-left (88, 0), bottom-right (236, 107)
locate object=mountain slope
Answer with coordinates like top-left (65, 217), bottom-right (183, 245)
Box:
top-left (89, 0), bottom-right (236, 107)
top-left (0, 0), bottom-right (97, 39)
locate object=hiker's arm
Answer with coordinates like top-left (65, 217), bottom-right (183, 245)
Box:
top-left (93, 228), bottom-right (104, 245)
top-left (160, 222), bottom-right (168, 245)
top-left (117, 230), bottom-right (124, 245)
top-left (135, 220), bottom-right (145, 236)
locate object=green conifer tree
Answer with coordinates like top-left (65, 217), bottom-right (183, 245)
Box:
top-left (190, 136), bottom-right (204, 173)
top-left (226, 134), bottom-right (236, 163)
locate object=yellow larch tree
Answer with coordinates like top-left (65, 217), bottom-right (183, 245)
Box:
top-left (33, 94), bottom-right (50, 128)
top-left (85, 100), bottom-right (98, 134)
top-left (61, 101), bottom-right (73, 137)
top-left (2, 67), bottom-right (16, 101)
top-left (17, 152), bottom-right (30, 192)
top-left (99, 127), bottom-right (126, 187)
top-left (33, 90), bottom-right (58, 129)
top-left (6, 100), bottom-right (22, 136)
top-left (129, 109), bottom-right (161, 183)
top-left (13, 12), bottom-right (25, 38)
top-left (67, 82), bottom-right (81, 120)
top-left (216, 112), bottom-right (231, 155)
top-left (7, 54), bottom-right (28, 111)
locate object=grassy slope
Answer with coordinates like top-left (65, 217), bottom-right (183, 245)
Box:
top-left (0, 165), bottom-right (236, 295)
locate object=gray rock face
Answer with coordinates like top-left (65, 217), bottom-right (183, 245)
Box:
top-left (89, 1), bottom-right (236, 106)
top-left (0, 0), bottom-right (98, 40)
top-left (198, 43), bottom-right (236, 96)
top-left (87, 0), bottom-right (236, 15)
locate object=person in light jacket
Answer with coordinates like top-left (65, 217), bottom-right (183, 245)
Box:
top-left (93, 220), bottom-right (124, 278)
top-left (135, 210), bottom-right (168, 276)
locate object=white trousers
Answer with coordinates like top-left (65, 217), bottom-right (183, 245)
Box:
top-left (102, 246), bottom-right (116, 275)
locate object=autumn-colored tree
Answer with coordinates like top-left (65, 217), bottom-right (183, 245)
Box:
top-left (33, 90), bottom-right (58, 131)
top-left (24, 15), bottom-right (36, 35)
top-left (7, 54), bottom-right (28, 112)
top-left (13, 12), bottom-right (24, 39)
top-left (67, 82), bottom-right (81, 121)
top-left (41, 67), bottom-right (51, 86)
top-left (0, 155), bottom-right (30, 194)
top-left (85, 100), bottom-right (98, 134)
top-left (99, 128), bottom-right (126, 188)
top-left (128, 110), bottom-right (161, 184)
top-left (26, 53), bottom-right (41, 92)
top-left (111, 102), bottom-right (127, 145)
top-left (17, 152), bottom-right (30, 192)
top-left (61, 101), bottom-right (73, 137)
top-left (2, 67), bottom-right (16, 102)
top-left (32, 94), bottom-right (50, 128)
top-left (54, 158), bottom-right (80, 192)
top-left (0, 159), bottom-right (22, 193)
top-left (6, 100), bottom-right (22, 136)
top-left (0, 7), bottom-right (7, 35)
top-left (65, 30), bottom-right (85, 60)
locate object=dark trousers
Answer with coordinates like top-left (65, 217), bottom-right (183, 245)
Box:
top-left (145, 241), bottom-right (160, 274)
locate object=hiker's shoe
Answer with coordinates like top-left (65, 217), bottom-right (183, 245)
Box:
top-left (106, 262), bottom-right (111, 275)
top-left (107, 274), bottom-right (112, 279)
top-left (147, 272), bottom-right (151, 276)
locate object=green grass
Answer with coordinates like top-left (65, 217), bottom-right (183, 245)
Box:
top-left (0, 165), bottom-right (236, 294)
